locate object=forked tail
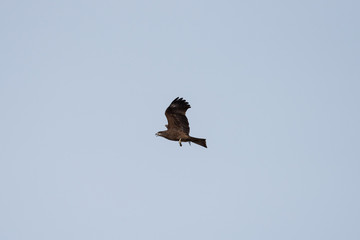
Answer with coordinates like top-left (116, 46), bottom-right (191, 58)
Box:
top-left (190, 137), bottom-right (207, 148)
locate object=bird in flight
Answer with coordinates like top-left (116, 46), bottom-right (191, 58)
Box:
top-left (156, 97), bottom-right (207, 148)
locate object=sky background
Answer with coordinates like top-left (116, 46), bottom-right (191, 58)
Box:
top-left (1, 0), bottom-right (359, 239)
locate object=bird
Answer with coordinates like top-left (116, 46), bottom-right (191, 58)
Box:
top-left (156, 97), bottom-right (207, 148)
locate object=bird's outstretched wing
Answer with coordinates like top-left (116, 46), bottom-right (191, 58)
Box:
top-left (165, 97), bottom-right (191, 134)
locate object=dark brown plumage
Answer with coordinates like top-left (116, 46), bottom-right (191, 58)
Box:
top-left (156, 97), bottom-right (207, 148)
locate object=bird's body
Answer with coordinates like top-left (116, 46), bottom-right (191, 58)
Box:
top-left (156, 97), bottom-right (207, 148)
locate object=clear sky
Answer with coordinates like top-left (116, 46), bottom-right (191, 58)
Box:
top-left (1, 1), bottom-right (359, 239)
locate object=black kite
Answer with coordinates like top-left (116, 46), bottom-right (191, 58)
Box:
top-left (156, 97), bottom-right (207, 148)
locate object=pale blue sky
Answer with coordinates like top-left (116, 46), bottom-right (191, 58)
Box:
top-left (1, 1), bottom-right (359, 239)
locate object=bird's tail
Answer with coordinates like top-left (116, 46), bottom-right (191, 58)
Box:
top-left (190, 137), bottom-right (207, 148)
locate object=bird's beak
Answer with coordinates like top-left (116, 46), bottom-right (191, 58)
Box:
top-left (155, 132), bottom-right (159, 137)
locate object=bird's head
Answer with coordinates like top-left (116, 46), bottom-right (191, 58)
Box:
top-left (155, 131), bottom-right (162, 137)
